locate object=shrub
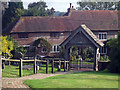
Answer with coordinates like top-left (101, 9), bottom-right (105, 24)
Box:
top-left (100, 55), bottom-right (110, 61)
top-left (107, 32), bottom-right (120, 73)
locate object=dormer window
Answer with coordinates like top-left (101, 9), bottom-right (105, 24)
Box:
top-left (98, 32), bottom-right (107, 40)
top-left (18, 33), bottom-right (28, 38)
top-left (50, 32), bottom-right (60, 38)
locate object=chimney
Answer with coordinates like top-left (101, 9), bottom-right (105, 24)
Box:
top-left (72, 6), bottom-right (74, 8)
top-left (70, 3), bottom-right (72, 8)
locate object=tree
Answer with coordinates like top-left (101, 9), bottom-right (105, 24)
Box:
top-left (24, 1), bottom-right (55, 16)
top-left (33, 38), bottom-right (52, 55)
top-left (2, 0), bottom-right (24, 29)
top-left (107, 32), bottom-right (120, 73)
top-left (0, 36), bottom-right (14, 58)
top-left (0, 36), bottom-right (27, 59)
top-left (77, 2), bottom-right (118, 10)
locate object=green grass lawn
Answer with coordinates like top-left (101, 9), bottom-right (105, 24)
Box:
top-left (24, 71), bottom-right (119, 88)
top-left (2, 64), bottom-right (64, 78)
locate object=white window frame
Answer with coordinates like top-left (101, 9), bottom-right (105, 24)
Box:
top-left (100, 46), bottom-right (107, 54)
top-left (52, 45), bottom-right (60, 53)
top-left (98, 32), bottom-right (107, 40)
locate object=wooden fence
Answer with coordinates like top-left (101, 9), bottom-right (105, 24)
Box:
top-left (2, 58), bottom-right (69, 77)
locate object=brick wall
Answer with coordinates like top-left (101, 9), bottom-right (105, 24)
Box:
top-left (10, 30), bottom-right (118, 57)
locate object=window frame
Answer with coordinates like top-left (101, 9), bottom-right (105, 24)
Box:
top-left (98, 32), bottom-right (107, 40)
top-left (18, 33), bottom-right (28, 39)
top-left (100, 46), bottom-right (107, 54)
top-left (52, 44), bottom-right (60, 53)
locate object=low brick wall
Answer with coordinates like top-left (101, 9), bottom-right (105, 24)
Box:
top-left (98, 61), bottom-right (110, 71)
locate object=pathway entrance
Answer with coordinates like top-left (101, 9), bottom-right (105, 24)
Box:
top-left (2, 70), bottom-right (92, 88)
top-left (60, 25), bottom-right (104, 71)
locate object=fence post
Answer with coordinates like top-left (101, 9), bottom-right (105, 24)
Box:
top-left (68, 60), bottom-right (71, 71)
top-left (34, 58), bottom-right (36, 74)
top-left (66, 62), bottom-right (68, 70)
top-left (64, 60), bottom-right (66, 72)
top-left (51, 60), bottom-right (54, 73)
top-left (46, 60), bottom-right (48, 74)
top-left (8, 61), bottom-right (10, 66)
top-left (77, 60), bottom-right (79, 70)
top-left (2, 61), bottom-right (5, 69)
top-left (19, 58), bottom-right (22, 77)
top-left (59, 60), bottom-right (61, 71)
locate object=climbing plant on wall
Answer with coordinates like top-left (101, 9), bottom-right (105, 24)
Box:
top-left (33, 38), bottom-right (52, 55)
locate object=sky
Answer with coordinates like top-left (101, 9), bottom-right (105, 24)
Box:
top-left (22, 0), bottom-right (79, 12)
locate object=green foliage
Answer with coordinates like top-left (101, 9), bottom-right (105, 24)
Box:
top-left (100, 55), bottom-right (110, 61)
top-left (70, 46), bottom-right (78, 60)
top-left (107, 32), bottom-right (120, 73)
top-left (0, 35), bottom-right (27, 59)
top-left (33, 38), bottom-right (52, 55)
top-left (70, 46), bottom-right (94, 61)
top-left (2, 1), bottom-right (24, 29)
top-left (0, 36), bottom-right (14, 58)
top-left (81, 47), bottom-right (94, 60)
top-left (77, 2), bottom-right (118, 10)
top-left (117, 1), bottom-right (120, 10)
top-left (16, 46), bottom-right (27, 58)
top-left (24, 1), bottom-right (55, 16)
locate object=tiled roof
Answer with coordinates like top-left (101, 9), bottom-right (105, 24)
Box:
top-left (11, 10), bottom-right (119, 33)
top-left (60, 24), bottom-right (104, 47)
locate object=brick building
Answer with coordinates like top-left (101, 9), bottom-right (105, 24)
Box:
top-left (5, 5), bottom-right (119, 57)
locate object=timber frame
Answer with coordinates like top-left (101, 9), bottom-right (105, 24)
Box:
top-left (60, 24), bottom-right (104, 71)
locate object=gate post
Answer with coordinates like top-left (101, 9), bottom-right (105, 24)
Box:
top-left (34, 58), bottom-right (36, 74)
top-left (46, 60), bottom-right (48, 74)
top-left (77, 60), bottom-right (79, 70)
top-left (64, 60), bottom-right (66, 72)
top-left (94, 47), bottom-right (100, 71)
top-left (19, 58), bottom-right (22, 77)
top-left (59, 60), bottom-right (61, 71)
top-left (51, 60), bottom-right (54, 73)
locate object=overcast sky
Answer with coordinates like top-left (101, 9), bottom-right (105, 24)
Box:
top-left (22, 0), bottom-right (79, 12)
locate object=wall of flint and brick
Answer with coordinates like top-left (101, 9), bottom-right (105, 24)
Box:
top-left (11, 30), bottom-right (118, 46)
top-left (10, 30), bottom-right (118, 56)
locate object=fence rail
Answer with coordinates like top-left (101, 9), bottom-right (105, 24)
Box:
top-left (2, 58), bottom-right (69, 77)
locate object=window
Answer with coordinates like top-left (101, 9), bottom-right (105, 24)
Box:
top-left (41, 47), bottom-right (47, 53)
top-left (50, 32), bottom-right (60, 38)
top-left (18, 33), bottom-right (28, 38)
top-left (100, 46), bottom-right (107, 54)
top-left (53, 45), bottom-right (59, 52)
top-left (98, 32), bottom-right (107, 40)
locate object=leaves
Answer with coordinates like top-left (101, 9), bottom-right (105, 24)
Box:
top-left (2, 1), bottom-right (24, 29)
top-left (24, 1), bottom-right (55, 16)
top-left (107, 32), bottom-right (120, 73)
top-left (77, 2), bottom-right (119, 10)
top-left (33, 38), bottom-right (52, 55)
top-left (0, 36), bottom-right (14, 58)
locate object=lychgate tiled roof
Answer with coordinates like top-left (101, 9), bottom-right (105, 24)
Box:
top-left (60, 24), bottom-right (104, 47)
top-left (10, 10), bottom-right (119, 33)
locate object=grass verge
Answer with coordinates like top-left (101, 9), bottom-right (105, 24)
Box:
top-left (24, 71), bottom-right (119, 88)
